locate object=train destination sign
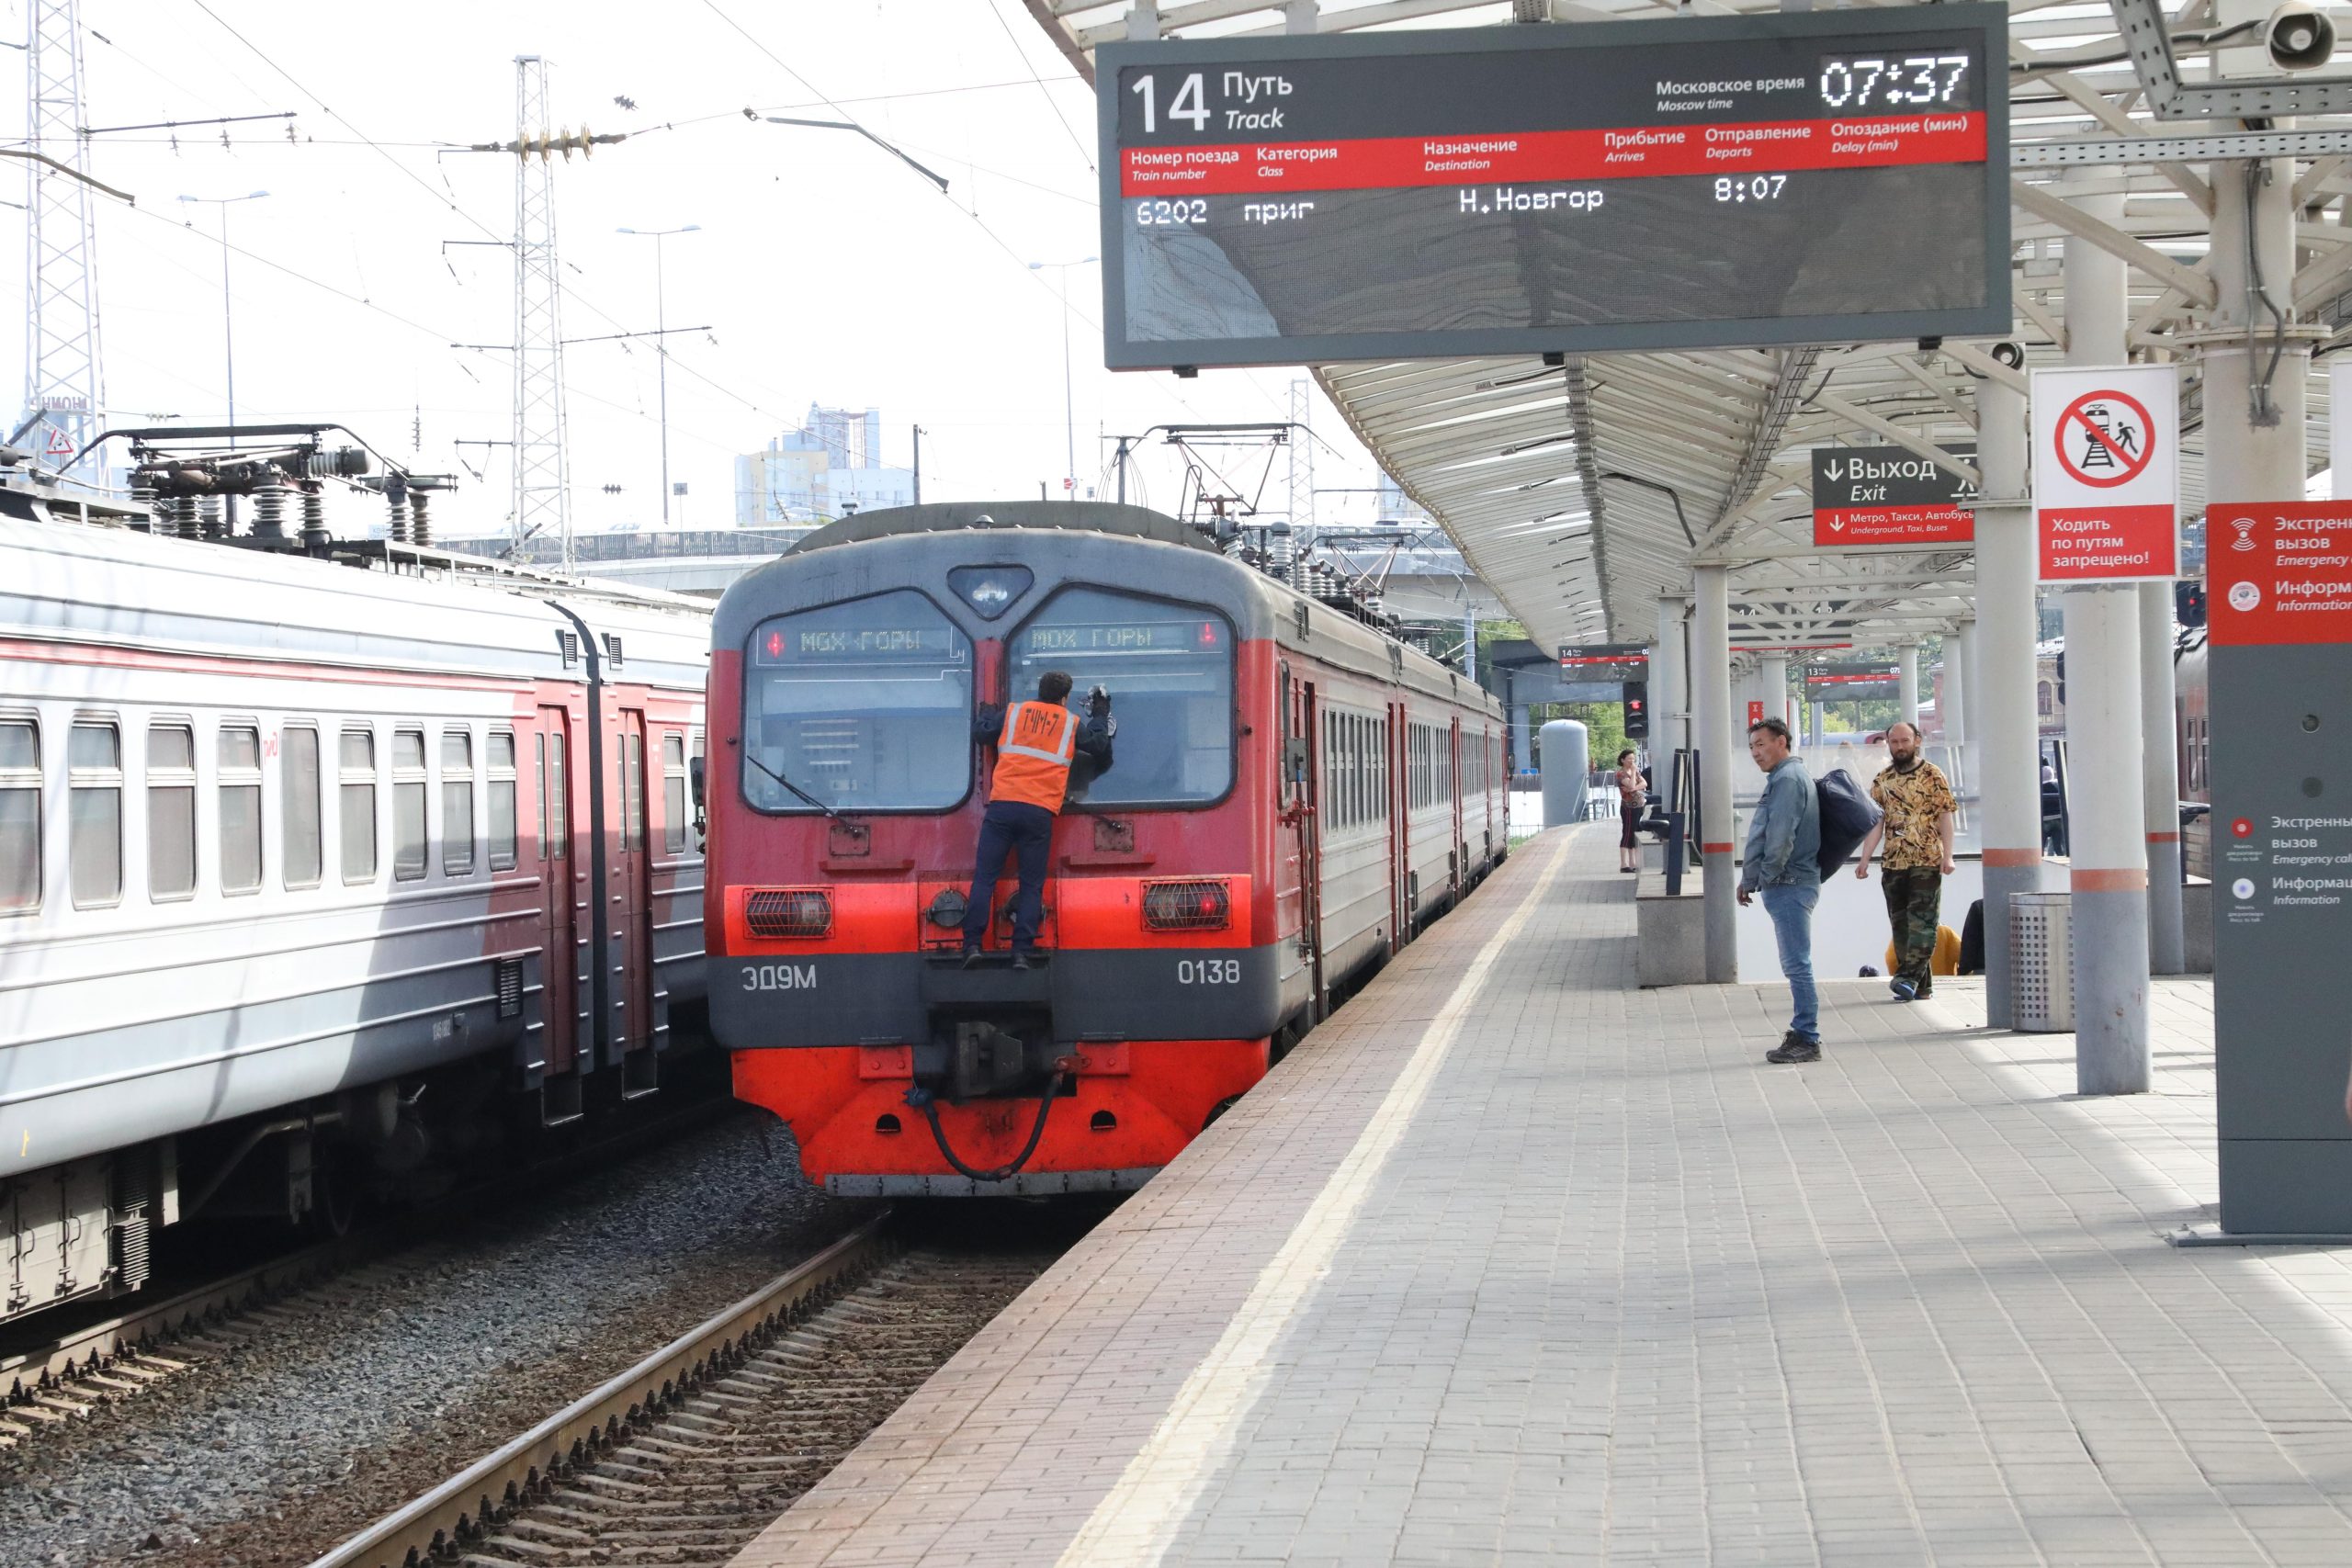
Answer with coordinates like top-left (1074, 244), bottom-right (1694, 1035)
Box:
top-left (1097, 7), bottom-right (2010, 370)
top-left (1812, 445), bottom-right (1975, 547)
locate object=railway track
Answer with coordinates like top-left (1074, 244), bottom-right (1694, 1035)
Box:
top-left (0, 1085), bottom-right (742, 1445)
top-left (305, 1213), bottom-right (1060, 1568)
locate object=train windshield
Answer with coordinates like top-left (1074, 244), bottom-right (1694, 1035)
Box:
top-left (742, 591), bottom-right (974, 813)
top-left (1007, 587), bottom-right (1234, 807)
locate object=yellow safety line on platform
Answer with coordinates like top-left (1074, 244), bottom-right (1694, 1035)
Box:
top-left (1054, 830), bottom-right (1579, 1568)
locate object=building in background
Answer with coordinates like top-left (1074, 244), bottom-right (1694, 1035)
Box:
top-left (735, 404), bottom-right (914, 524)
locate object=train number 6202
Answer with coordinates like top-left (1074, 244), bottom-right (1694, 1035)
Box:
top-left (1176, 958), bottom-right (1240, 986)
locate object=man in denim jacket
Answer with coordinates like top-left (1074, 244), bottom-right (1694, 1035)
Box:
top-left (1736, 716), bottom-right (1822, 1063)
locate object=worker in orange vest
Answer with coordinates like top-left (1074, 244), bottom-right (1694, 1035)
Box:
top-left (961, 670), bottom-right (1114, 967)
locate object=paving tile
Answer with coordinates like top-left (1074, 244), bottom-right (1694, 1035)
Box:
top-left (726, 826), bottom-right (2352, 1567)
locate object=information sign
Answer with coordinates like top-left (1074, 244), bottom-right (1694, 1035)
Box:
top-left (1804, 661), bottom-right (1898, 699)
top-left (2207, 502), bottom-right (2352, 647)
top-left (1096, 7), bottom-right (2011, 369)
top-left (2030, 365), bottom-right (2179, 582)
top-left (1558, 642), bottom-right (1649, 675)
top-left (1811, 445), bottom-right (1974, 547)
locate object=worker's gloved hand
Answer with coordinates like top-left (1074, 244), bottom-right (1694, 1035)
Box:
top-left (1087, 684), bottom-right (1112, 717)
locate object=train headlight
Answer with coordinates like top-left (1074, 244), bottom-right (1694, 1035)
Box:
top-left (926, 888), bottom-right (969, 930)
top-left (1142, 878), bottom-right (1231, 931)
top-left (947, 565), bottom-right (1033, 620)
top-left (744, 887), bottom-right (833, 939)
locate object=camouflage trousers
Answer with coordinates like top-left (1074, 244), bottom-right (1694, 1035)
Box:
top-left (1881, 867), bottom-right (1943, 993)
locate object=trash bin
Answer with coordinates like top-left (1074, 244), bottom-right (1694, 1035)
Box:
top-left (2011, 891), bottom-right (2075, 1032)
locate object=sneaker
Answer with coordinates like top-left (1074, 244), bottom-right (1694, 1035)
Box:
top-left (1765, 1033), bottom-right (1821, 1065)
top-left (959, 947), bottom-right (981, 969)
top-left (1890, 977), bottom-right (1917, 1002)
top-left (1010, 949), bottom-right (1034, 972)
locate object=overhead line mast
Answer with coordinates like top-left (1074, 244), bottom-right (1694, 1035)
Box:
top-left (15, 0), bottom-right (107, 486)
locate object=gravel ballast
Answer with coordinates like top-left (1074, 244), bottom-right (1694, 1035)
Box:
top-left (1, 1109), bottom-right (863, 1568)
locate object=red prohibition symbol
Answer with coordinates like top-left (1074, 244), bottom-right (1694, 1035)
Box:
top-left (2053, 389), bottom-right (2157, 489)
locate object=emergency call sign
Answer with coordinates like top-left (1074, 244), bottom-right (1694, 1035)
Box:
top-left (2208, 502), bottom-right (2352, 646)
top-left (2030, 365), bottom-right (2179, 583)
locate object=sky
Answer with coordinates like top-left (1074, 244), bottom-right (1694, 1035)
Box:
top-left (5, 0), bottom-right (1392, 541)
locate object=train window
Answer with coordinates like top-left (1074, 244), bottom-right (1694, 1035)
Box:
top-left (0, 720), bottom-right (37, 912)
top-left (283, 727), bottom-right (322, 888)
top-left (71, 722), bottom-right (122, 908)
top-left (443, 730), bottom-right (476, 875)
top-left (1007, 587), bottom-right (1235, 807)
top-left (392, 728), bottom-right (426, 880)
top-left (341, 730), bottom-right (377, 884)
top-left (743, 590), bottom-right (973, 814)
top-left (548, 732), bottom-right (568, 857)
top-left (219, 725), bottom-right (263, 895)
top-left (662, 735), bottom-right (687, 855)
top-left (147, 724), bottom-right (197, 902)
top-left (488, 731), bottom-right (518, 872)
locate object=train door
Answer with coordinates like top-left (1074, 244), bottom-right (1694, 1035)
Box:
top-left (1388, 699), bottom-right (1408, 951)
top-left (1296, 680), bottom-right (1325, 1014)
top-left (613, 708), bottom-right (655, 1093)
top-left (536, 706), bottom-right (580, 1106)
top-left (1450, 717), bottom-right (1465, 897)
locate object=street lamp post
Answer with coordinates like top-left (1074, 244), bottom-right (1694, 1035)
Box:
top-left (1027, 256), bottom-right (1096, 501)
top-left (616, 224), bottom-right (701, 525)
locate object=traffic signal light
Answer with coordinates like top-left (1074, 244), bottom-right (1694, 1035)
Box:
top-left (1623, 680), bottom-right (1648, 739)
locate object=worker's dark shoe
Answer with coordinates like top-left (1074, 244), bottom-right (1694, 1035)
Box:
top-left (1010, 949), bottom-right (1034, 971)
top-left (1765, 1032), bottom-right (1821, 1065)
top-left (959, 946), bottom-right (982, 969)
top-left (1890, 977), bottom-right (1917, 1002)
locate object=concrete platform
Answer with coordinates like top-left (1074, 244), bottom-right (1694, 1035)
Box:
top-left (730, 825), bottom-right (2352, 1567)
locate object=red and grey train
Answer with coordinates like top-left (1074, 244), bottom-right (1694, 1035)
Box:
top-left (707, 502), bottom-right (1507, 1195)
top-left (1, 502), bottom-right (707, 1331)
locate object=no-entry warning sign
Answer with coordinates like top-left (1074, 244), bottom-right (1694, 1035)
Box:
top-left (2030, 365), bottom-right (2179, 582)
top-left (2208, 502), bottom-right (2352, 646)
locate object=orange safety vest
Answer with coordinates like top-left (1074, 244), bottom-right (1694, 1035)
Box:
top-left (989, 699), bottom-right (1078, 811)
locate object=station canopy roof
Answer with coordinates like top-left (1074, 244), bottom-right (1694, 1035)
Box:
top-left (1028, 0), bottom-right (2328, 659)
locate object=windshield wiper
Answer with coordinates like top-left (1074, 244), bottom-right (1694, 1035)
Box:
top-left (742, 749), bottom-right (842, 818)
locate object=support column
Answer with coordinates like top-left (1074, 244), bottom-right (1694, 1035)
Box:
top-left (2141, 582), bottom-right (2186, 973)
top-left (1759, 653), bottom-right (1789, 739)
top-left (1896, 644), bottom-right (1921, 730)
top-left (2063, 179), bottom-right (2150, 1094)
top-left (1944, 619), bottom-right (1974, 806)
top-left (1976, 377), bottom-right (2040, 1030)
top-left (1808, 699), bottom-right (1824, 747)
top-left (1693, 565), bottom-right (1736, 982)
top-left (1655, 594), bottom-right (1689, 764)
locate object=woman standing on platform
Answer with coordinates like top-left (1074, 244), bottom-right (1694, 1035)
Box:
top-left (1616, 748), bottom-right (1644, 874)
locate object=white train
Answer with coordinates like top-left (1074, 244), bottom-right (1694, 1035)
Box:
top-left (0, 509), bottom-right (708, 1329)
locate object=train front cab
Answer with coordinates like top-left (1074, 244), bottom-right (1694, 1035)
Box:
top-left (711, 543), bottom-right (1295, 1194)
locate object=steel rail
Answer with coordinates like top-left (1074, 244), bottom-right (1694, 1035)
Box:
top-left (301, 1214), bottom-right (894, 1568)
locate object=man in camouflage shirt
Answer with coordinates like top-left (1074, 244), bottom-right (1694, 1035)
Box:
top-left (1855, 721), bottom-right (1958, 1002)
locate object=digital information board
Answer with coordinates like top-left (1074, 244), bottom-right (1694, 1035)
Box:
top-left (1097, 7), bottom-right (2010, 370)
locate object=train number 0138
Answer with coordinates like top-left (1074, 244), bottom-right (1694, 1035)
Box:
top-left (1176, 958), bottom-right (1240, 986)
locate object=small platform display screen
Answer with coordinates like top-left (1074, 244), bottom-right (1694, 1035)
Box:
top-left (1097, 6), bottom-right (2009, 368)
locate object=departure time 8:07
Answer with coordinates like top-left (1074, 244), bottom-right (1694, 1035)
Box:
top-left (1714, 175), bottom-right (1787, 204)
top-left (1819, 54), bottom-right (1970, 108)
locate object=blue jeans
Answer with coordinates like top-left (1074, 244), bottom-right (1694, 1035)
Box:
top-left (963, 800), bottom-right (1054, 950)
top-left (1758, 882), bottom-right (1819, 1043)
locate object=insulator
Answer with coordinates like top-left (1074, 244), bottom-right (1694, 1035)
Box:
top-left (408, 491), bottom-right (433, 548)
top-left (386, 492), bottom-right (410, 545)
top-left (173, 496), bottom-right (201, 540)
top-left (300, 487), bottom-right (330, 550)
top-left (198, 495), bottom-right (225, 540)
top-left (130, 481), bottom-right (158, 534)
top-left (251, 483), bottom-right (288, 543)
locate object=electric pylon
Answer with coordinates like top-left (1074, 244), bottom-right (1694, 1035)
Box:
top-left (16, 0), bottom-right (107, 485)
top-left (510, 55), bottom-right (571, 568)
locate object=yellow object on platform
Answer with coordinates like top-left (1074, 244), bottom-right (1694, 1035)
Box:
top-left (1886, 925), bottom-right (1962, 977)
